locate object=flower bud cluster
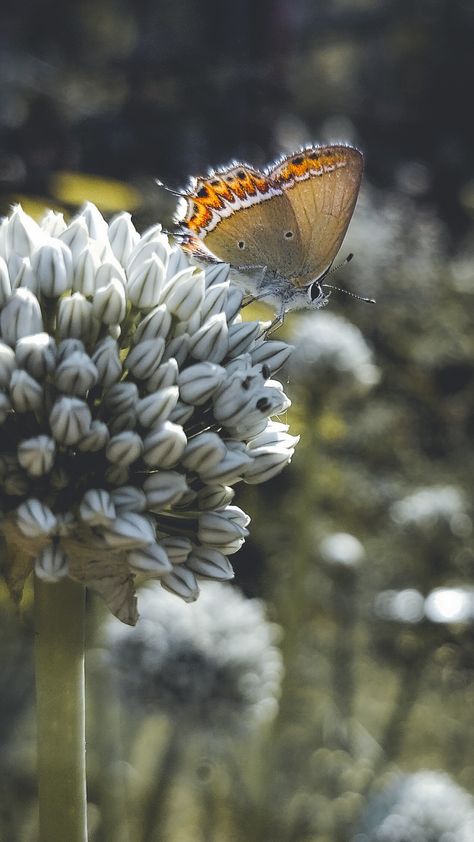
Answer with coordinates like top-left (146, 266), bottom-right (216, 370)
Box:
top-left (0, 204), bottom-right (298, 623)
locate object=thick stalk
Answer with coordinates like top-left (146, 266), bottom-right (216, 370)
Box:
top-left (34, 576), bottom-right (88, 842)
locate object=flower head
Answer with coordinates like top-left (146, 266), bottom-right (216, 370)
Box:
top-left (286, 311), bottom-right (379, 388)
top-left (0, 204), bottom-right (297, 623)
top-left (104, 581), bottom-right (284, 730)
top-left (354, 771), bottom-right (474, 842)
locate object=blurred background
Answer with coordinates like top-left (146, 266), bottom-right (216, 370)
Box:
top-left (1, 1), bottom-right (474, 840)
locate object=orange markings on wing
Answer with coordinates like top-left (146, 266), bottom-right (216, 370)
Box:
top-left (183, 167), bottom-right (272, 235)
top-left (271, 149), bottom-right (347, 187)
top-left (184, 199), bottom-right (214, 234)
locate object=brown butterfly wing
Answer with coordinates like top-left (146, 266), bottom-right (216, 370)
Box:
top-left (203, 191), bottom-right (304, 277)
top-left (268, 146), bottom-right (363, 286)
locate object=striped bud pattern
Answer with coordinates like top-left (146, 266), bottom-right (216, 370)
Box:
top-left (0, 204), bottom-right (298, 624)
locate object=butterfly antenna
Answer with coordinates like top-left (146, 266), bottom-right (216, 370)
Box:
top-left (155, 178), bottom-right (187, 198)
top-left (321, 253), bottom-right (376, 304)
top-left (322, 282), bottom-right (376, 304)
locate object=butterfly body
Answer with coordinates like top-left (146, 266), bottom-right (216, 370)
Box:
top-left (173, 145), bottom-right (364, 318)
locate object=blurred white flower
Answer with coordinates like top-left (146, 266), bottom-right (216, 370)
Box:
top-left (424, 587), bottom-right (474, 624)
top-left (0, 204), bottom-right (297, 624)
top-left (320, 532), bottom-right (365, 568)
top-left (287, 311), bottom-right (379, 387)
top-left (391, 485), bottom-right (466, 529)
top-left (353, 770), bottom-right (474, 842)
top-left (104, 581), bottom-right (284, 730)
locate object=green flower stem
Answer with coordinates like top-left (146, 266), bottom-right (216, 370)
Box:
top-left (34, 576), bottom-right (88, 842)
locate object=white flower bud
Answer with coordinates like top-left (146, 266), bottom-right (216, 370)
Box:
top-left (196, 484), bottom-right (234, 510)
top-left (12, 258), bottom-right (39, 294)
top-left (126, 337), bottom-right (165, 380)
top-left (0, 256), bottom-right (12, 306)
top-left (227, 321), bottom-right (261, 357)
top-left (238, 386), bottom-right (291, 430)
top-left (95, 258), bottom-right (127, 289)
top-left (136, 386), bottom-right (179, 427)
top-left (212, 371), bottom-right (262, 426)
top-left (142, 421), bottom-right (187, 468)
top-left (169, 401), bottom-right (194, 425)
top-left (5, 205), bottom-right (43, 256)
top-left (127, 542), bottom-right (172, 574)
top-left (108, 212), bottom-right (140, 266)
top-left (57, 338), bottom-right (85, 363)
top-left (93, 279), bottom-right (126, 325)
top-left (161, 267), bottom-right (204, 321)
top-left (203, 261), bottom-right (230, 288)
top-left (75, 202), bottom-right (109, 241)
top-left (79, 489), bottom-right (116, 526)
top-left (57, 293), bottom-right (98, 343)
top-left (17, 498), bottom-right (57, 537)
top-left (223, 285), bottom-right (244, 321)
top-left (106, 431), bottom-right (143, 466)
top-left (101, 512), bottom-right (155, 549)
top-left (16, 333), bottom-right (56, 379)
top-left (7, 253), bottom-right (23, 285)
top-left (175, 309), bottom-right (201, 337)
top-left (143, 471), bottom-right (189, 509)
top-left (188, 313), bottom-right (229, 363)
top-left (160, 566), bottom-right (199, 602)
top-left (127, 255), bottom-right (165, 310)
top-left (160, 535), bottom-right (192, 565)
top-left (145, 358), bottom-right (179, 392)
top-left (91, 336), bottom-right (122, 387)
top-left (18, 435), bottom-right (55, 476)
top-left (186, 547), bottom-right (234, 580)
top-left (200, 281), bottom-right (230, 322)
top-left (78, 419), bottom-right (110, 452)
top-left (224, 352), bottom-right (252, 376)
top-left (251, 339), bottom-right (294, 373)
top-left (161, 334), bottom-right (189, 367)
top-left (0, 341), bottom-right (16, 387)
top-left (31, 238), bottom-right (73, 297)
top-left (223, 505), bottom-right (251, 529)
top-left (177, 361), bottom-right (226, 406)
top-left (110, 485), bottom-right (147, 512)
top-left (59, 218), bottom-right (89, 261)
top-left (247, 422), bottom-right (299, 450)
top-left (72, 246), bottom-right (100, 296)
top-left (198, 509), bottom-right (249, 547)
top-left (0, 288), bottom-right (43, 346)
top-left (49, 396), bottom-right (92, 445)
top-left (199, 447), bottom-right (253, 484)
top-left (165, 246), bottom-right (189, 279)
top-left (182, 432), bottom-right (227, 472)
top-left (55, 351), bottom-right (99, 396)
top-left (243, 446), bottom-right (295, 484)
top-left (133, 303), bottom-right (172, 344)
top-left (103, 381), bottom-right (138, 414)
top-left (127, 232), bottom-right (169, 278)
top-left (35, 543), bottom-right (69, 582)
top-left (10, 369), bottom-right (43, 412)
top-left (0, 390), bottom-right (12, 423)
top-left (40, 210), bottom-right (66, 237)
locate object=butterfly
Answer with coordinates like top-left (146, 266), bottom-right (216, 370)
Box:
top-left (160, 144), bottom-right (373, 325)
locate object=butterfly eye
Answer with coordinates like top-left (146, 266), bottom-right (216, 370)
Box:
top-left (237, 240), bottom-right (246, 250)
top-left (284, 231), bottom-right (294, 239)
top-left (308, 282), bottom-right (323, 303)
